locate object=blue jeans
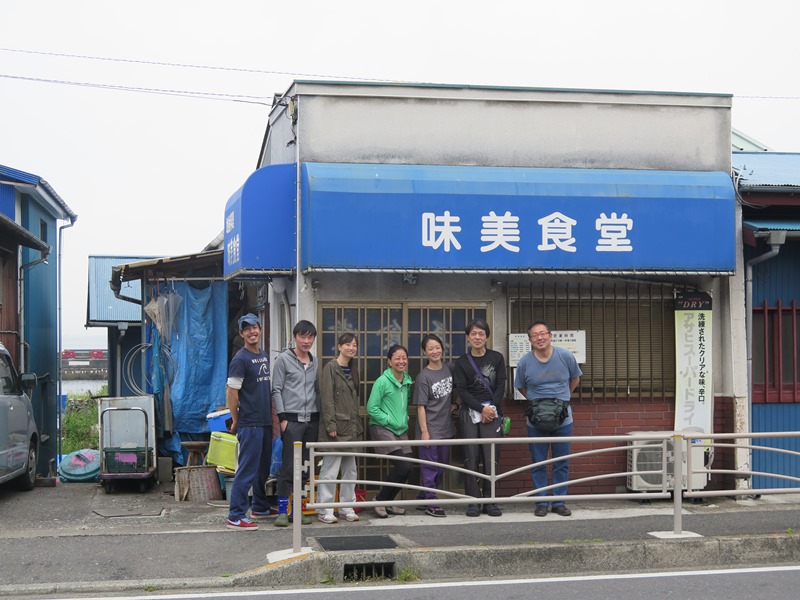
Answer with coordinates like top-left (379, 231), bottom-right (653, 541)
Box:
top-left (527, 420), bottom-right (572, 507)
top-left (227, 426), bottom-right (271, 521)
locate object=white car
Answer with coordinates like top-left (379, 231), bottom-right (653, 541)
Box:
top-left (0, 342), bottom-right (39, 490)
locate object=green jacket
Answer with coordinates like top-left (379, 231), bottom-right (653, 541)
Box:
top-left (367, 368), bottom-right (412, 436)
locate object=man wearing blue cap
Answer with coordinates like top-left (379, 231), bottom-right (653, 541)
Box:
top-left (225, 313), bottom-right (272, 530)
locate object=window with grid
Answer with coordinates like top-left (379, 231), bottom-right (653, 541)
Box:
top-left (509, 281), bottom-right (676, 399)
top-left (319, 303), bottom-right (488, 495)
top-left (752, 300), bottom-right (800, 403)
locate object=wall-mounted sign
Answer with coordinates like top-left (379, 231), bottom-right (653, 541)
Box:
top-left (674, 291), bottom-right (713, 434)
top-left (509, 330), bottom-right (586, 367)
top-left (301, 163), bottom-right (735, 273)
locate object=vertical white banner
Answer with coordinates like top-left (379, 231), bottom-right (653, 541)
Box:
top-left (674, 292), bottom-right (713, 434)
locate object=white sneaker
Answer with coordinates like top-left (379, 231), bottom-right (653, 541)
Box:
top-left (339, 511), bottom-right (360, 522)
top-left (317, 513), bottom-right (338, 524)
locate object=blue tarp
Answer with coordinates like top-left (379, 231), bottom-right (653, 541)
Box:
top-left (168, 281), bottom-right (229, 433)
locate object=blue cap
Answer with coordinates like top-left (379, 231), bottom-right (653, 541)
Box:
top-left (238, 313), bottom-right (261, 331)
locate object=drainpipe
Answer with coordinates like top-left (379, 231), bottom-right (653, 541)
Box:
top-left (57, 217), bottom-right (76, 466)
top-left (270, 277), bottom-right (293, 351)
top-left (18, 254), bottom-right (49, 373)
top-left (115, 322), bottom-right (129, 396)
top-left (745, 230), bottom-right (786, 478)
top-left (292, 97), bottom-right (302, 331)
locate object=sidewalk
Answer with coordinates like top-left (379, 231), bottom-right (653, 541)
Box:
top-left (0, 480), bottom-right (799, 597)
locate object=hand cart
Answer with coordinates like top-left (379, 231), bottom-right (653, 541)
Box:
top-left (98, 396), bottom-right (157, 494)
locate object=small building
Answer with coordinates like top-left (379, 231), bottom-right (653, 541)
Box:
top-left (86, 256), bottom-right (154, 397)
top-left (0, 164), bottom-right (77, 474)
top-left (223, 82), bottom-right (744, 494)
top-left (108, 249), bottom-right (249, 463)
top-left (733, 151), bottom-right (800, 488)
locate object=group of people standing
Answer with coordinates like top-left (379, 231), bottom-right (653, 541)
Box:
top-left (223, 313), bottom-right (581, 531)
top-left (354, 318), bottom-right (511, 520)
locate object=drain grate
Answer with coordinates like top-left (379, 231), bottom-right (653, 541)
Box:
top-left (315, 534), bottom-right (398, 552)
top-left (344, 562), bottom-right (395, 581)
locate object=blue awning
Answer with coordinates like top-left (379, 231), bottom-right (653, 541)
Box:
top-left (223, 163), bottom-right (737, 275)
top-left (302, 163), bottom-right (736, 274)
top-left (223, 163), bottom-right (297, 279)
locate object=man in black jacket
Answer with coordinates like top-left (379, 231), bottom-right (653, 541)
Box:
top-left (453, 318), bottom-right (506, 518)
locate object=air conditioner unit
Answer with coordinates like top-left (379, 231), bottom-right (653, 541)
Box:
top-left (627, 431), bottom-right (709, 492)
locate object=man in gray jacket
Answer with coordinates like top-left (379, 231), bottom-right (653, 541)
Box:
top-left (272, 320), bottom-right (320, 527)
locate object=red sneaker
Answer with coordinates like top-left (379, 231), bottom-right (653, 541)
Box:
top-left (226, 517), bottom-right (258, 530)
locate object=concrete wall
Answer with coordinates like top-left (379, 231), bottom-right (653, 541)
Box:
top-left (264, 82), bottom-right (732, 172)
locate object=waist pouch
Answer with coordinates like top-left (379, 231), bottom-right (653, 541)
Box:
top-left (525, 399), bottom-right (568, 433)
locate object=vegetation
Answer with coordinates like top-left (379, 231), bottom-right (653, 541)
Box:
top-left (396, 567), bottom-right (420, 582)
top-left (61, 385), bottom-right (106, 453)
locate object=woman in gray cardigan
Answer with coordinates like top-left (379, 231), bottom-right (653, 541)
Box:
top-left (316, 332), bottom-right (363, 523)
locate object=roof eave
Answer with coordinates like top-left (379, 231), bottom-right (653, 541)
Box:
top-left (739, 185), bottom-right (800, 193)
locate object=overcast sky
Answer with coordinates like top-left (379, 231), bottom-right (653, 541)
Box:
top-left (2, 0), bottom-right (799, 348)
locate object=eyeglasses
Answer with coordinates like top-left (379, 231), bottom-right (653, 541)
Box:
top-left (529, 332), bottom-right (550, 339)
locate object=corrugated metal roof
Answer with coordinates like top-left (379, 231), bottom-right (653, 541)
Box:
top-left (87, 255), bottom-right (155, 325)
top-left (731, 128), bottom-right (772, 152)
top-left (743, 220), bottom-right (800, 232)
top-left (113, 250), bottom-right (223, 282)
top-left (732, 152), bottom-right (800, 189)
top-left (0, 164), bottom-right (77, 221)
top-left (0, 164), bottom-right (41, 186)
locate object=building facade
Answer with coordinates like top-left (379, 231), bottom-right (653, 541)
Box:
top-left (733, 151), bottom-right (800, 488)
top-left (0, 164), bottom-right (76, 475)
top-left (224, 82), bottom-right (746, 494)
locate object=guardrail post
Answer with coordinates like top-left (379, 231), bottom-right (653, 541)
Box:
top-left (490, 440), bottom-right (497, 500)
top-left (292, 441), bottom-right (302, 554)
top-left (673, 434), bottom-right (684, 535)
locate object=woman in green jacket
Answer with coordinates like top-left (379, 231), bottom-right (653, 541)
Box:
top-left (367, 344), bottom-right (412, 518)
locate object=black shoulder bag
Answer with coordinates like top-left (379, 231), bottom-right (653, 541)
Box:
top-left (466, 353), bottom-right (511, 435)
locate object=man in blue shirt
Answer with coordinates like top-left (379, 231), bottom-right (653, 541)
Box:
top-left (225, 313), bottom-right (272, 530)
top-left (515, 320), bottom-right (581, 517)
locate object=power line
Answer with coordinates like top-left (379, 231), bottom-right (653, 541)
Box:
top-left (736, 95), bottom-right (800, 101)
top-left (3, 48), bottom-right (799, 104)
top-left (0, 72), bottom-right (273, 105)
top-left (0, 46), bottom-right (405, 83)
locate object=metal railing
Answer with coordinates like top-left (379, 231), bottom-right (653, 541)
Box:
top-left (289, 431), bottom-right (800, 554)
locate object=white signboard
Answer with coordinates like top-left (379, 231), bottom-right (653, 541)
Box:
top-left (674, 293), bottom-right (713, 434)
top-left (508, 333), bottom-right (531, 368)
top-left (551, 330), bottom-right (586, 364)
top-left (508, 330), bottom-right (586, 367)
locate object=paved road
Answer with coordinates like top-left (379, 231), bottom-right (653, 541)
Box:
top-left (1, 480), bottom-right (799, 597)
top-left (26, 566), bottom-right (800, 600)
